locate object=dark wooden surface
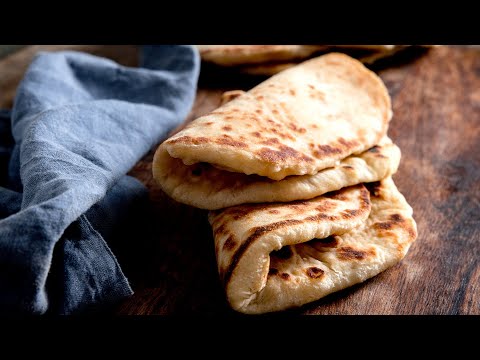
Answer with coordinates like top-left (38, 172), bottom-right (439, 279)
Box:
top-left (0, 46), bottom-right (478, 315)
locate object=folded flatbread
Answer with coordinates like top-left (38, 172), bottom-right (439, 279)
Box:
top-left (209, 177), bottom-right (417, 314)
top-left (156, 53), bottom-right (392, 185)
top-left (153, 136), bottom-right (400, 209)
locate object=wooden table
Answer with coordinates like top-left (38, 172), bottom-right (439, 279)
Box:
top-left (1, 45), bottom-right (478, 315)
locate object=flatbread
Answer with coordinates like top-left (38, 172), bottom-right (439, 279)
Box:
top-left (358, 45), bottom-right (410, 64)
top-left (333, 45), bottom-right (397, 51)
top-left (153, 136), bottom-right (400, 210)
top-left (159, 53), bottom-right (392, 181)
top-left (197, 45), bottom-right (329, 67)
top-left (198, 45), bottom-right (418, 76)
top-left (197, 45), bottom-right (397, 67)
top-left (239, 62), bottom-right (297, 76)
top-left (209, 177), bottom-right (417, 314)
top-left (232, 47), bottom-right (411, 76)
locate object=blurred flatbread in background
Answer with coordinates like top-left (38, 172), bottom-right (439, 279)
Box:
top-left (239, 62), bottom-right (298, 76)
top-left (335, 45), bottom-right (396, 50)
top-left (357, 45), bottom-right (410, 64)
top-left (197, 45), bottom-right (435, 76)
top-left (197, 45), bottom-right (329, 67)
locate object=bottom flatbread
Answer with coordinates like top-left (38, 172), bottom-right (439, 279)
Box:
top-left (209, 177), bottom-right (417, 314)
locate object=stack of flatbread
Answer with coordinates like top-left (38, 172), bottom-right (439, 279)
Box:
top-left (153, 52), bottom-right (417, 314)
top-left (197, 45), bottom-right (420, 76)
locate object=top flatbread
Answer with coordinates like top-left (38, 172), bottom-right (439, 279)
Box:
top-left (161, 53), bottom-right (392, 180)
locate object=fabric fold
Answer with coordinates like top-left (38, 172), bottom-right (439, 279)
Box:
top-left (0, 45), bottom-right (200, 314)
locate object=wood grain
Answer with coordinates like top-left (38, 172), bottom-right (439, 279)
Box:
top-left (0, 46), bottom-right (478, 315)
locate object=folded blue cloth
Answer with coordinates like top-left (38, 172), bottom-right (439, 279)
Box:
top-left (0, 45), bottom-right (200, 314)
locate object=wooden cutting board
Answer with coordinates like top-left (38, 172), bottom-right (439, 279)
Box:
top-left (1, 45), bottom-right (478, 315)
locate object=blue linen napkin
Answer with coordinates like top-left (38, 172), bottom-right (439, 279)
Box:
top-left (0, 45), bottom-right (200, 314)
